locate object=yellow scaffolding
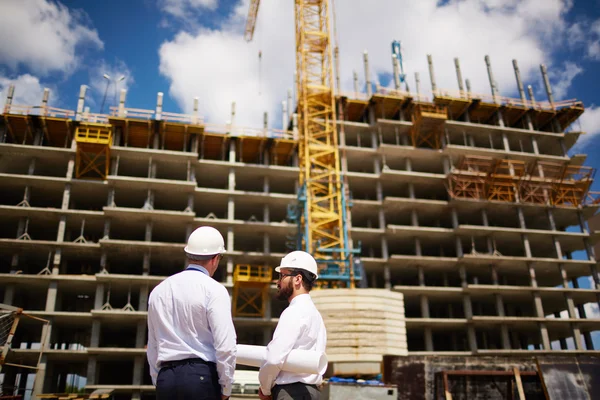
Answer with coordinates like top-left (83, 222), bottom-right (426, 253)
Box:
top-left (75, 123), bottom-right (112, 179)
top-left (232, 264), bottom-right (272, 318)
top-left (295, 0), bottom-right (350, 277)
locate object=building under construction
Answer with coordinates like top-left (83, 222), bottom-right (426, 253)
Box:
top-left (1, 50), bottom-right (600, 399)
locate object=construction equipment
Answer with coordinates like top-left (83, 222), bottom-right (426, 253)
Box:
top-left (391, 40), bottom-right (409, 92)
top-left (245, 0), bottom-right (358, 287)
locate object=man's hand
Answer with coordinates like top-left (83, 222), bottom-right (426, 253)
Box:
top-left (258, 387), bottom-right (272, 400)
top-left (221, 396), bottom-right (229, 400)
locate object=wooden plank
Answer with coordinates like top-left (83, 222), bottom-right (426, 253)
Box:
top-left (513, 367), bottom-right (526, 400)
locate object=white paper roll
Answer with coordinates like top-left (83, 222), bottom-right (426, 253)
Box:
top-left (236, 344), bottom-right (327, 374)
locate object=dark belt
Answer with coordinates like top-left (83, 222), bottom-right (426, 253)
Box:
top-left (274, 383), bottom-right (318, 389)
top-left (160, 357), bottom-right (214, 369)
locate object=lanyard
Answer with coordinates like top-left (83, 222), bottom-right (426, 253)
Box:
top-left (186, 266), bottom-right (209, 276)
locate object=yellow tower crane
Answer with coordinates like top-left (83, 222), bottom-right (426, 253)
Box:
top-left (245, 0), bottom-right (357, 287)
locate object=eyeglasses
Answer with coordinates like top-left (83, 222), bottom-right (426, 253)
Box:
top-left (277, 273), bottom-right (299, 281)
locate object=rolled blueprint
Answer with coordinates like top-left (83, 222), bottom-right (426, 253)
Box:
top-left (236, 344), bottom-right (327, 374)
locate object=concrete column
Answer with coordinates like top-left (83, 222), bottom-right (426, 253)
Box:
top-left (392, 54), bottom-right (401, 90)
top-left (4, 84), bottom-right (15, 114)
top-left (451, 208), bottom-right (459, 229)
top-left (155, 92), bottom-right (163, 120)
top-left (383, 265), bottom-right (391, 289)
top-left (408, 183), bottom-right (415, 199)
top-left (572, 278), bottom-right (594, 349)
top-left (502, 133), bottom-right (510, 152)
top-left (411, 209), bottom-right (419, 227)
top-left (33, 356), bottom-right (48, 395)
top-left (75, 85), bottom-right (87, 121)
top-left (459, 265), bottom-right (477, 352)
top-left (143, 252), bottom-right (151, 275)
top-left (528, 262), bottom-right (551, 349)
top-left (522, 234), bottom-right (532, 258)
top-left (415, 72), bottom-right (421, 98)
top-left (481, 209), bottom-right (489, 227)
top-left (363, 51), bottom-right (372, 97)
top-left (229, 139), bottom-right (236, 163)
top-left (415, 238), bottom-right (422, 257)
top-left (60, 183), bottom-right (71, 210)
top-left (427, 54), bottom-right (437, 93)
top-left (227, 197), bottom-right (235, 221)
top-left (418, 266), bottom-right (434, 351)
top-left (490, 265), bottom-right (511, 349)
top-left (116, 88), bottom-right (127, 117)
top-left (228, 167), bottom-right (235, 190)
top-left (454, 58), bottom-right (465, 97)
top-left (226, 228), bottom-right (234, 284)
top-left (381, 235), bottom-right (389, 260)
top-left (513, 59), bottom-right (534, 130)
top-left (442, 157), bottom-right (451, 175)
top-left (558, 264), bottom-right (584, 349)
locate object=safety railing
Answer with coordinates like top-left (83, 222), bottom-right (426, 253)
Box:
top-left (80, 112), bottom-right (109, 124)
top-left (233, 265), bottom-right (272, 283)
top-left (204, 123), bottom-right (295, 139)
top-left (75, 123), bottom-right (112, 145)
top-left (434, 88), bottom-right (583, 111)
top-left (109, 106), bottom-right (154, 120)
top-left (3, 104), bottom-right (75, 118)
top-left (161, 111), bottom-right (204, 125)
top-left (376, 87), bottom-right (430, 102)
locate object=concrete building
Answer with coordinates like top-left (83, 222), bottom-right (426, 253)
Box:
top-left (1, 55), bottom-right (600, 400)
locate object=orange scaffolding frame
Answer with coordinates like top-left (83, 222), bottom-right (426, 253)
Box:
top-left (448, 156), bottom-right (597, 207)
top-left (410, 103), bottom-right (448, 149)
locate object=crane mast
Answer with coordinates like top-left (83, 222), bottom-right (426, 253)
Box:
top-left (245, 0), bottom-right (356, 286)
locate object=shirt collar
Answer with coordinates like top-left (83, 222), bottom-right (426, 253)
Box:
top-left (290, 293), bottom-right (310, 306)
top-left (186, 264), bottom-right (210, 276)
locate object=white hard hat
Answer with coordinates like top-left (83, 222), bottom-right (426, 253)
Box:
top-left (184, 226), bottom-right (225, 256)
top-left (275, 251), bottom-right (318, 280)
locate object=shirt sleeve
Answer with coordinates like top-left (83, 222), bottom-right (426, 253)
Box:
top-left (258, 309), bottom-right (306, 395)
top-left (146, 299), bottom-right (160, 386)
top-left (207, 285), bottom-right (237, 397)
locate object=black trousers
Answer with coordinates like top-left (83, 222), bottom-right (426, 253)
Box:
top-left (272, 382), bottom-right (320, 400)
top-left (156, 358), bottom-right (221, 400)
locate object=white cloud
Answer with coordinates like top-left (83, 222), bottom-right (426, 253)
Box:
top-left (87, 60), bottom-right (134, 114)
top-left (584, 303), bottom-right (599, 319)
top-left (0, 0), bottom-right (103, 76)
top-left (159, 0), bottom-right (218, 17)
top-left (550, 61), bottom-right (583, 100)
top-left (0, 74), bottom-right (53, 111)
top-left (158, 0), bottom-right (580, 129)
top-left (572, 105), bottom-right (600, 148)
top-left (587, 19), bottom-right (600, 60)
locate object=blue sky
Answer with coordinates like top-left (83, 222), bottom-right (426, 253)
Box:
top-left (0, 0), bottom-right (599, 337)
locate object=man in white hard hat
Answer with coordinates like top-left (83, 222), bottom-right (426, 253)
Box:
top-left (258, 250), bottom-right (327, 400)
top-left (147, 226), bottom-right (236, 400)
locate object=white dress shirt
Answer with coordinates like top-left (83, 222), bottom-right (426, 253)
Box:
top-left (259, 293), bottom-right (327, 396)
top-left (147, 265), bottom-right (237, 396)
